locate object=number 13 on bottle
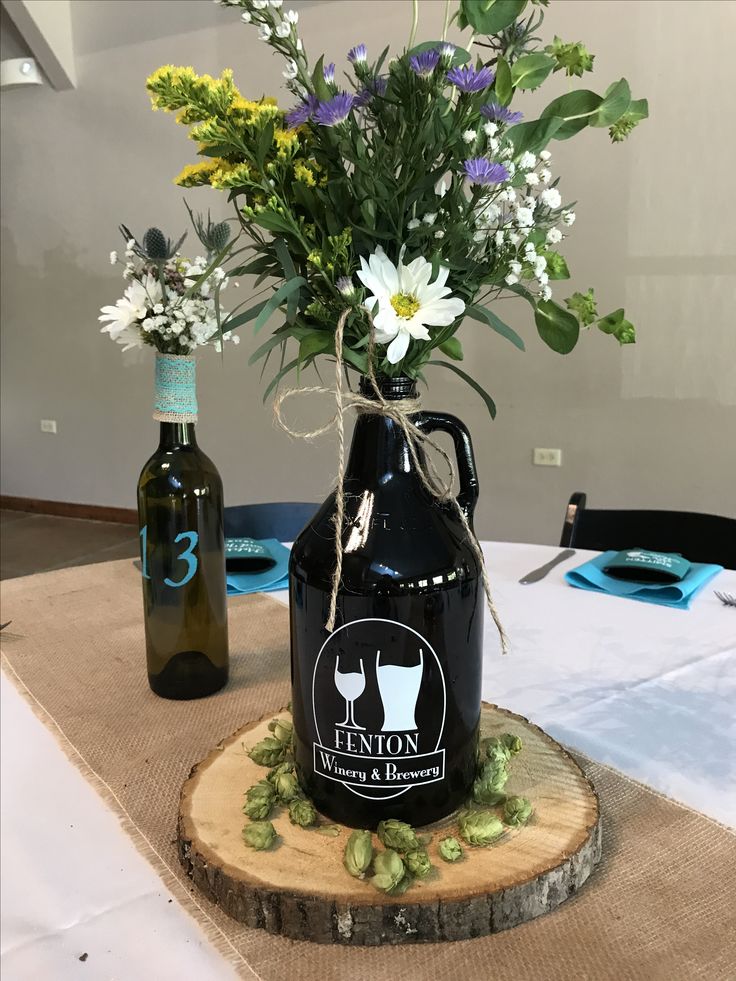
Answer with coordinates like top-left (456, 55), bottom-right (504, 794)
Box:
top-left (139, 525), bottom-right (199, 587)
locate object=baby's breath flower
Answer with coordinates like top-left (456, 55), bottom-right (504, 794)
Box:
top-left (540, 187), bottom-right (562, 209)
top-left (462, 128), bottom-right (478, 144)
top-left (525, 172), bottom-right (540, 186)
top-left (562, 210), bottom-right (576, 225)
top-left (541, 284), bottom-right (552, 300)
top-left (483, 121), bottom-right (498, 138)
top-left (434, 230), bottom-right (445, 239)
top-left (546, 227), bottom-right (563, 244)
top-left (515, 207), bottom-right (534, 228)
top-left (109, 251), bottom-right (118, 265)
top-left (422, 212), bottom-right (437, 226)
top-left (540, 168), bottom-right (552, 184)
top-left (539, 150), bottom-right (552, 161)
top-left (505, 272), bottom-right (519, 285)
top-left (407, 218), bottom-right (420, 230)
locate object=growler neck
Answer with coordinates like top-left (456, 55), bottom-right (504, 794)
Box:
top-left (158, 421), bottom-right (197, 448)
top-left (346, 376), bottom-right (421, 484)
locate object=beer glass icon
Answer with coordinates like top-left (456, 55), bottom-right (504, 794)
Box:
top-left (334, 655), bottom-right (366, 729)
top-left (376, 649), bottom-right (424, 732)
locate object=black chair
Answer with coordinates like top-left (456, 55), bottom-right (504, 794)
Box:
top-left (560, 492), bottom-right (736, 569)
top-left (224, 502), bottom-right (318, 542)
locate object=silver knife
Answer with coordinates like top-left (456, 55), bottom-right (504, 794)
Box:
top-left (519, 549), bottom-right (576, 584)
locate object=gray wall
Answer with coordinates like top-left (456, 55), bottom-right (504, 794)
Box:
top-left (2, 0), bottom-right (735, 543)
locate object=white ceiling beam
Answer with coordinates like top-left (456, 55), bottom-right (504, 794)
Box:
top-left (1, 0), bottom-right (76, 89)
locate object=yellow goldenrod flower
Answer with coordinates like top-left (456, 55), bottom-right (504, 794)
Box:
top-left (174, 159), bottom-right (222, 187)
top-left (210, 161), bottom-right (252, 190)
top-left (294, 161), bottom-right (317, 187)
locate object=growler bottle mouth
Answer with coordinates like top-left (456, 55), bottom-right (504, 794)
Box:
top-left (359, 374), bottom-right (418, 402)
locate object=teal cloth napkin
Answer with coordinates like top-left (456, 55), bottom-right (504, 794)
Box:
top-left (565, 550), bottom-right (723, 609)
top-left (226, 538), bottom-right (290, 596)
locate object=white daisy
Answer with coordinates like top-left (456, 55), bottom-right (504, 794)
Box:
top-left (356, 247), bottom-right (465, 364)
top-left (98, 274), bottom-right (161, 351)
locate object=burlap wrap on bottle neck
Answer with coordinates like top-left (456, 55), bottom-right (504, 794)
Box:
top-left (153, 353), bottom-right (198, 423)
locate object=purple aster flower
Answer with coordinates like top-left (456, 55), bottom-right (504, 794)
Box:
top-left (354, 75), bottom-right (388, 108)
top-left (314, 91), bottom-right (355, 127)
top-left (446, 64), bottom-right (495, 93)
top-left (439, 42), bottom-right (456, 60)
top-left (347, 44), bottom-right (367, 65)
top-left (371, 75), bottom-right (388, 96)
top-left (481, 102), bottom-right (524, 124)
top-left (409, 48), bottom-right (440, 77)
top-left (285, 94), bottom-right (318, 128)
top-left (463, 157), bottom-right (509, 186)
top-left (323, 62), bottom-right (336, 84)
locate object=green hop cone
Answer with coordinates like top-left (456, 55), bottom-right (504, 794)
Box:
top-left (288, 797), bottom-right (317, 828)
top-left (458, 810), bottom-right (505, 847)
top-left (473, 760), bottom-right (509, 805)
top-left (243, 780), bottom-right (275, 820)
top-left (343, 829), bottom-right (374, 878)
top-left (504, 796), bottom-right (533, 828)
top-left (273, 771), bottom-right (300, 803)
top-left (266, 760), bottom-right (294, 784)
top-left (268, 718), bottom-right (294, 745)
top-left (565, 289), bottom-right (598, 327)
top-left (481, 736), bottom-right (512, 767)
top-left (242, 820), bottom-right (277, 851)
top-left (438, 836), bottom-right (464, 863)
top-left (376, 819), bottom-right (420, 853)
top-left (248, 736), bottom-right (288, 767)
top-left (371, 849), bottom-right (408, 894)
top-left (404, 849), bottom-right (432, 879)
top-left (501, 733), bottom-right (523, 756)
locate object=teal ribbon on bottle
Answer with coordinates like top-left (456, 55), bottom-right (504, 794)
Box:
top-left (153, 353), bottom-right (198, 423)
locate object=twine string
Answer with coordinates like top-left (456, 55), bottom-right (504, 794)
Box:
top-left (274, 310), bottom-right (508, 653)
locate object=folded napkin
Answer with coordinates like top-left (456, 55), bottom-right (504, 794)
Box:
top-left (226, 538), bottom-right (290, 596)
top-left (565, 550), bottom-right (723, 609)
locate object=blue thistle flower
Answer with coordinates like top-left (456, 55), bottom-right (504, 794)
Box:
top-left (481, 102), bottom-right (524, 124)
top-left (314, 91), bottom-right (355, 127)
top-left (446, 64), bottom-right (495, 93)
top-left (409, 48), bottom-right (440, 77)
top-left (347, 43), bottom-right (367, 65)
top-left (463, 157), bottom-right (509, 186)
top-left (285, 94), bottom-right (318, 128)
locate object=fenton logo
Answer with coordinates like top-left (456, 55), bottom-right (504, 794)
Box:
top-left (311, 618), bottom-right (446, 800)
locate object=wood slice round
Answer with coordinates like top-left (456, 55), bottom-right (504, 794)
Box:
top-left (178, 703), bottom-right (601, 945)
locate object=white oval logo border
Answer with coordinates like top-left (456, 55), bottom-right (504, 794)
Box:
top-left (311, 617), bottom-right (447, 801)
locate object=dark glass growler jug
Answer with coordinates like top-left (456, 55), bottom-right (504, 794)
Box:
top-left (289, 376), bottom-right (483, 829)
top-left (137, 354), bottom-right (228, 700)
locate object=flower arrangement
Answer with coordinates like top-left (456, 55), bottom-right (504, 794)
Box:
top-left (100, 212), bottom-right (239, 355)
top-left (146, 0), bottom-right (647, 411)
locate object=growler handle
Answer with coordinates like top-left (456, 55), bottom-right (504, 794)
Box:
top-left (413, 412), bottom-right (480, 522)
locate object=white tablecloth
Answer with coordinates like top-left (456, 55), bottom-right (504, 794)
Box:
top-left (2, 543), bottom-right (735, 980)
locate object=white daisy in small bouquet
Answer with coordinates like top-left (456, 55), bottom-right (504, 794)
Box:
top-left (100, 211), bottom-right (240, 355)
top-left (145, 0), bottom-right (647, 412)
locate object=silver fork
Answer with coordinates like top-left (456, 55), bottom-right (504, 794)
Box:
top-left (714, 591), bottom-right (736, 607)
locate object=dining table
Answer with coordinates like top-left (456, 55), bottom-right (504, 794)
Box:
top-left (1, 541), bottom-right (734, 980)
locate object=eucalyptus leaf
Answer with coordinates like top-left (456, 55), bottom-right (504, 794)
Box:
top-left (494, 57), bottom-right (513, 106)
top-left (506, 116), bottom-right (563, 155)
top-left (591, 78), bottom-right (631, 127)
top-left (458, 0), bottom-right (527, 34)
top-left (511, 53), bottom-right (555, 90)
top-left (534, 300), bottom-right (580, 354)
top-left (428, 360), bottom-right (497, 419)
top-left (466, 304), bottom-right (525, 351)
top-left (540, 90), bottom-right (603, 139)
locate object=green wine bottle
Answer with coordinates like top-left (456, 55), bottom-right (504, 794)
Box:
top-left (137, 354), bottom-right (228, 699)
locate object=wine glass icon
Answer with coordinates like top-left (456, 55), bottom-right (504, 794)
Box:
top-left (334, 655), bottom-right (366, 730)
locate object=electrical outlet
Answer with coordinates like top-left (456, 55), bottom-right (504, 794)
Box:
top-left (533, 447), bottom-right (561, 467)
top-left (40, 419), bottom-right (57, 434)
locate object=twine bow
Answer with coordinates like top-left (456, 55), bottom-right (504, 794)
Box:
top-left (274, 309), bottom-right (508, 654)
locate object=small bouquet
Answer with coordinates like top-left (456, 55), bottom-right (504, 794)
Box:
top-left (100, 211), bottom-right (239, 355)
top-left (146, 0), bottom-right (647, 411)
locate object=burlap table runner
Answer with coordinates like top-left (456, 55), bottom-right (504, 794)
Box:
top-left (2, 559), bottom-right (734, 981)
